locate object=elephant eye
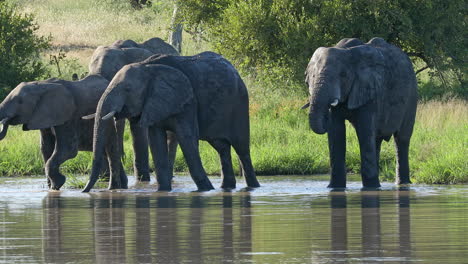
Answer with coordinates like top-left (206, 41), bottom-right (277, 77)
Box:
top-left (340, 72), bottom-right (347, 78)
top-left (17, 98), bottom-right (23, 105)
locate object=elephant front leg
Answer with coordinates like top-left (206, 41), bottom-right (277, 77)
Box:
top-left (40, 129), bottom-right (55, 188)
top-left (148, 126), bottom-right (172, 191)
top-left (327, 111), bottom-right (347, 188)
top-left (130, 120), bottom-right (151, 182)
top-left (106, 125), bottom-right (127, 190)
top-left (353, 106), bottom-right (380, 188)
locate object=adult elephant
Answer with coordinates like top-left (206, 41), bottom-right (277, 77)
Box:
top-left (83, 52), bottom-right (260, 192)
top-left (88, 37), bottom-right (179, 182)
top-left (303, 37), bottom-right (418, 188)
top-left (0, 75), bottom-right (127, 190)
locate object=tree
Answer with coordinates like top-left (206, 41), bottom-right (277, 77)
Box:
top-left (0, 2), bottom-right (50, 99)
top-left (178, 0), bottom-right (467, 92)
top-left (168, 1), bottom-right (183, 53)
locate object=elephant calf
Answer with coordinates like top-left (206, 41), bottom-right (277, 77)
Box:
top-left (304, 37), bottom-right (418, 188)
top-left (0, 75), bottom-right (127, 190)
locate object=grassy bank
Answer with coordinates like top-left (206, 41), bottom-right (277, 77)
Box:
top-left (0, 0), bottom-right (466, 184)
top-left (1, 100), bottom-right (467, 184)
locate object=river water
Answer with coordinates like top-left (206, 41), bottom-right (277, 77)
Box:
top-left (0, 176), bottom-right (466, 263)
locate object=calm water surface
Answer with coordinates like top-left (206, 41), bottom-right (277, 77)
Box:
top-left (0, 176), bottom-right (467, 263)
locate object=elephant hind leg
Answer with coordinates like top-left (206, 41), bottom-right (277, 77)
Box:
top-left (46, 124), bottom-right (79, 190)
top-left (176, 135), bottom-right (214, 191)
top-left (232, 143), bottom-right (260, 188)
top-left (167, 131), bottom-right (178, 180)
top-left (394, 133), bottom-right (412, 184)
top-left (208, 139), bottom-right (236, 189)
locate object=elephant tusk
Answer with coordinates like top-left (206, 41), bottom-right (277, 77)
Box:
top-left (102, 111), bottom-right (116, 120)
top-left (330, 99), bottom-right (339, 107)
top-left (81, 113), bottom-right (96, 120)
top-left (0, 117), bottom-right (9, 125)
top-left (301, 102), bottom-right (310, 110)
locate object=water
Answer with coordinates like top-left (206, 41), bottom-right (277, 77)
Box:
top-left (0, 176), bottom-right (467, 263)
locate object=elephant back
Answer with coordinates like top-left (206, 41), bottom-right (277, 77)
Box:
top-left (142, 52), bottom-right (249, 138)
top-left (141, 37), bottom-right (179, 55)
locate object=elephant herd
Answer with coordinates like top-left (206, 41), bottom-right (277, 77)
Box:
top-left (0, 37), bottom-right (417, 192)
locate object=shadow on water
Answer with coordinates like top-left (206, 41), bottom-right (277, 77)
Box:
top-left (1, 176), bottom-right (467, 263)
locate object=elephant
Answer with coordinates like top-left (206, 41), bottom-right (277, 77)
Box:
top-left (82, 52), bottom-right (260, 192)
top-left (88, 37), bottom-right (179, 182)
top-left (304, 37), bottom-right (418, 188)
top-left (0, 75), bottom-right (127, 190)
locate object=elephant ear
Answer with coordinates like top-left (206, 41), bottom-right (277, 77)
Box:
top-left (27, 83), bottom-right (76, 130)
top-left (347, 45), bottom-right (385, 109)
top-left (139, 65), bottom-right (194, 127)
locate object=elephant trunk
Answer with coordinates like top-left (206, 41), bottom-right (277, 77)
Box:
top-left (82, 117), bottom-right (110, 192)
top-left (308, 82), bottom-right (330, 135)
top-left (82, 93), bottom-right (124, 192)
top-left (0, 110), bottom-right (10, 140)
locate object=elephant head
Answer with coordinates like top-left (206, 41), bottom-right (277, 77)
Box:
top-left (88, 38), bottom-right (179, 81)
top-left (0, 81), bottom-right (76, 140)
top-left (83, 63), bottom-right (193, 192)
top-left (305, 44), bottom-right (385, 134)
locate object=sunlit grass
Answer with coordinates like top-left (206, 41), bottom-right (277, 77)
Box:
top-left (1, 100), bottom-right (466, 184)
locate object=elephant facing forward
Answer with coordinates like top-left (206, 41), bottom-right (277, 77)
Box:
top-left (0, 75), bottom-right (126, 190)
top-left (88, 37), bottom-right (179, 182)
top-left (304, 37), bottom-right (418, 188)
top-left (83, 52), bottom-right (260, 192)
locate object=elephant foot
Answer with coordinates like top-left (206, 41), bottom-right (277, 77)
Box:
top-left (49, 174), bottom-right (66, 190)
top-left (396, 177), bottom-right (412, 185)
top-left (137, 174), bottom-right (151, 182)
top-left (362, 177), bottom-right (381, 188)
top-left (221, 179), bottom-right (236, 189)
top-left (109, 183), bottom-right (129, 190)
top-left (245, 177), bottom-right (260, 188)
top-left (327, 181), bottom-right (346, 189)
top-left (195, 178), bottom-right (214, 191)
top-left (158, 184), bottom-right (172, 191)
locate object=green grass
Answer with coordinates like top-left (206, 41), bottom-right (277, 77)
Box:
top-left (0, 0), bottom-right (466, 185)
top-left (1, 100), bottom-right (466, 185)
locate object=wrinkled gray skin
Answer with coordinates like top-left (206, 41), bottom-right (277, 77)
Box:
top-left (89, 37), bottom-right (179, 182)
top-left (0, 75), bottom-right (127, 190)
top-left (305, 37), bottom-right (418, 188)
top-left (83, 52), bottom-right (260, 192)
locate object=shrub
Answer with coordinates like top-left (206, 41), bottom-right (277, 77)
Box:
top-left (178, 0), bottom-right (467, 96)
top-left (0, 2), bottom-right (50, 100)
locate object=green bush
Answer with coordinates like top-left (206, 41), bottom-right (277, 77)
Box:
top-left (0, 2), bottom-right (50, 100)
top-left (178, 0), bottom-right (467, 96)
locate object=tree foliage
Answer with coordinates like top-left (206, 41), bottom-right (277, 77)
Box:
top-left (0, 2), bottom-right (50, 99)
top-left (178, 0), bottom-right (467, 92)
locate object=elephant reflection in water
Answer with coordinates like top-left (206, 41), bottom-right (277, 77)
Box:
top-left (329, 191), bottom-right (348, 262)
top-left (42, 192), bottom-right (63, 263)
top-left (328, 190), bottom-right (412, 262)
top-left (91, 193), bottom-right (127, 264)
top-left (42, 193), bottom-right (254, 263)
